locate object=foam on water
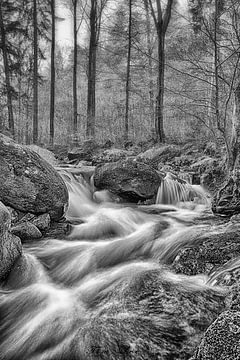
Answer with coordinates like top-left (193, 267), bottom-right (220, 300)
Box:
top-left (0, 167), bottom-right (228, 359)
top-left (156, 172), bottom-right (210, 206)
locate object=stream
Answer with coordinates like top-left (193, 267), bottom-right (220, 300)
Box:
top-left (0, 170), bottom-right (230, 360)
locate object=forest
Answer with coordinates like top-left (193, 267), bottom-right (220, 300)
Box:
top-left (1, 0), bottom-right (240, 172)
top-left (2, 1), bottom-right (240, 359)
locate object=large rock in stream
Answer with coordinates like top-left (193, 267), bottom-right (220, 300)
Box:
top-left (0, 201), bottom-right (21, 281)
top-left (191, 311), bottom-right (240, 360)
top-left (94, 158), bottom-right (162, 202)
top-left (0, 134), bottom-right (68, 220)
top-left (172, 222), bottom-right (240, 277)
top-left (212, 171), bottom-right (240, 216)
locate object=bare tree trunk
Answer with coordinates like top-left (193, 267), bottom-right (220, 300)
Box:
top-left (214, 0), bottom-right (221, 135)
top-left (207, 54), bottom-right (216, 135)
top-left (33, 0), bottom-right (38, 144)
top-left (0, 2), bottom-right (14, 136)
top-left (50, 0), bottom-right (55, 147)
top-left (124, 0), bottom-right (132, 143)
top-left (87, 0), bottom-right (97, 138)
top-left (149, 0), bottom-right (174, 143)
top-left (143, 0), bottom-right (154, 128)
top-left (228, 82), bottom-right (240, 172)
top-left (73, 0), bottom-right (78, 138)
top-left (155, 29), bottom-right (165, 142)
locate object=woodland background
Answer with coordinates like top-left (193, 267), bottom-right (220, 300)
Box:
top-left (0, 0), bottom-right (240, 170)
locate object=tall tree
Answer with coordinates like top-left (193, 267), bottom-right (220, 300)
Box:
top-left (86, 0), bottom-right (109, 138)
top-left (50, 0), bottom-right (56, 147)
top-left (124, 0), bottom-right (132, 142)
top-left (0, 1), bottom-right (15, 136)
top-left (86, 0), bottom-right (97, 138)
top-left (148, 0), bottom-right (174, 142)
top-left (33, 0), bottom-right (38, 144)
top-left (72, 0), bottom-right (78, 138)
top-left (143, 0), bottom-right (155, 126)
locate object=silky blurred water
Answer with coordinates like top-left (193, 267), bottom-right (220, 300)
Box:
top-left (0, 169), bottom-right (227, 360)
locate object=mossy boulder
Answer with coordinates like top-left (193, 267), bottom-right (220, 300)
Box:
top-left (94, 158), bottom-right (162, 202)
top-left (0, 134), bottom-right (68, 220)
top-left (0, 201), bottom-right (21, 281)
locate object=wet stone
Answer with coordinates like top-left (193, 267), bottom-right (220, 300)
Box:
top-left (32, 213), bottom-right (51, 232)
top-left (0, 201), bottom-right (22, 281)
top-left (11, 222), bottom-right (42, 242)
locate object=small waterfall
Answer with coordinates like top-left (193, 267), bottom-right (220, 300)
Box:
top-left (0, 167), bottom-right (230, 360)
top-left (59, 169), bottom-right (97, 218)
top-left (156, 172), bottom-right (209, 206)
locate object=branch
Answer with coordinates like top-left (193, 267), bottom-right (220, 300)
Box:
top-left (163, 0), bottom-right (174, 34)
top-left (155, 0), bottom-right (163, 25)
top-left (148, 0), bottom-right (157, 28)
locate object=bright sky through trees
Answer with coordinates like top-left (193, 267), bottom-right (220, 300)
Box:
top-left (55, 0), bottom-right (188, 46)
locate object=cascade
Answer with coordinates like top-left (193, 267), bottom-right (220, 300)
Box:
top-left (0, 168), bottom-right (230, 360)
top-left (156, 172), bottom-right (209, 206)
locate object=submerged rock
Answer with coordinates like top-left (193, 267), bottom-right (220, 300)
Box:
top-left (0, 133), bottom-right (68, 220)
top-left (94, 158), bottom-right (162, 202)
top-left (0, 201), bottom-right (21, 281)
top-left (0, 263), bottom-right (226, 359)
top-left (80, 269), bottom-right (226, 360)
top-left (172, 222), bottom-right (240, 277)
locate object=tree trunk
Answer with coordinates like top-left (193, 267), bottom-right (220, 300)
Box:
top-left (155, 28), bottom-right (165, 142)
top-left (87, 0), bottom-right (97, 138)
top-left (124, 0), bottom-right (132, 143)
top-left (228, 82), bottom-right (240, 172)
top-left (73, 0), bottom-right (78, 139)
top-left (207, 54), bottom-right (216, 136)
top-left (144, 0), bottom-right (154, 128)
top-left (149, 0), bottom-right (173, 143)
top-left (33, 0), bottom-right (38, 144)
top-left (214, 0), bottom-right (221, 134)
top-left (0, 2), bottom-right (14, 136)
top-left (50, 0), bottom-right (55, 147)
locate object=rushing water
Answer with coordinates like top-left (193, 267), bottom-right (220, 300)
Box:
top-left (0, 170), bottom-right (228, 359)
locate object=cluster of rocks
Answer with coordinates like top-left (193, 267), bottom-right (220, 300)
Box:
top-left (1, 133), bottom-right (240, 358)
top-left (64, 140), bottom-right (226, 205)
top-left (171, 220), bottom-right (240, 359)
top-left (51, 138), bottom-right (240, 358)
top-left (0, 133), bottom-right (69, 281)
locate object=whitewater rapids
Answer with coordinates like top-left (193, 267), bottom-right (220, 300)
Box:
top-left (0, 169), bottom-right (228, 360)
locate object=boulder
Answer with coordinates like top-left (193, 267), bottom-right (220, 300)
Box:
top-left (81, 268), bottom-right (226, 360)
top-left (0, 134), bottom-right (68, 220)
top-left (94, 159), bottom-right (162, 202)
top-left (212, 172), bottom-right (240, 216)
top-left (0, 201), bottom-right (22, 281)
top-left (11, 222), bottom-right (42, 242)
top-left (26, 144), bottom-right (58, 166)
top-left (92, 148), bottom-right (134, 166)
top-left (3, 253), bottom-right (47, 289)
top-left (191, 311), bottom-right (240, 360)
top-left (68, 139), bottom-right (99, 162)
top-left (172, 222), bottom-right (240, 277)
top-left (137, 145), bottom-right (181, 169)
top-left (190, 157), bottom-right (225, 193)
top-left (32, 213), bottom-right (51, 232)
